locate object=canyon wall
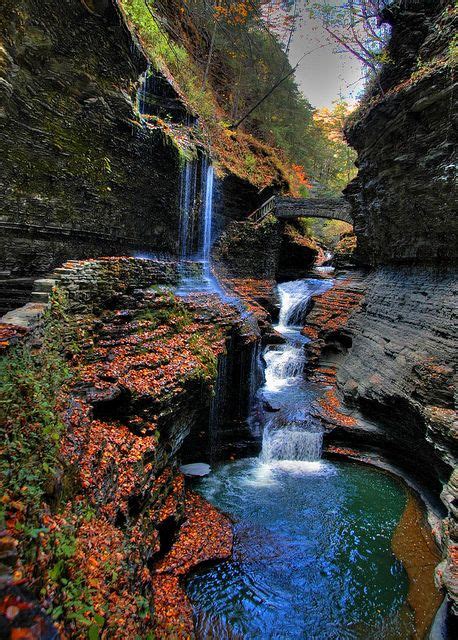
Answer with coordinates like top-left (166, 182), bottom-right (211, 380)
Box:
top-left (344, 0), bottom-right (456, 266)
top-left (339, 0), bottom-right (457, 618)
top-left (0, 0), bottom-right (185, 282)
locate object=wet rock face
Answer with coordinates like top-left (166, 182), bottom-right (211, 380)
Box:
top-left (336, 0), bottom-right (458, 618)
top-left (336, 267), bottom-right (456, 483)
top-left (344, 0), bottom-right (457, 266)
top-left (213, 217), bottom-right (282, 279)
top-left (0, 0), bottom-right (181, 277)
top-left (277, 223), bottom-right (318, 279)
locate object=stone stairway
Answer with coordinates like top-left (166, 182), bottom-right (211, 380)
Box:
top-left (0, 277), bottom-right (36, 318)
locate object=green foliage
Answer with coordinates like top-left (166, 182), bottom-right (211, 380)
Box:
top-left (308, 102), bottom-right (358, 193)
top-left (300, 217), bottom-right (354, 249)
top-left (135, 295), bottom-right (193, 332)
top-left (120, 0), bottom-right (215, 121)
top-left (449, 33), bottom-right (458, 65)
top-left (121, 0), bottom-right (186, 69)
top-left (245, 152), bottom-right (257, 175)
top-left (188, 333), bottom-right (218, 384)
top-left (121, 0), bottom-right (356, 191)
top-left (45, 512), bottom-right (104, 633)
top-left (0, 289), bottom-right (81, 533)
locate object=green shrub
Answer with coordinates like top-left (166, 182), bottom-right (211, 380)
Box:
top-left (0, 290), bottom-right (81, 535)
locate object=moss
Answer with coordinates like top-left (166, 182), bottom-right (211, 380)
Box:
top-left (188, 332), bottom-right (219, 384)
top-left (135, 293), bottom-right (194, 333)
top-left (0, 289), bottom-right (83, 550)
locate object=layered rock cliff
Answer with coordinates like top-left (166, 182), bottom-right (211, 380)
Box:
top-left (0, 0), bottom-right (183, 278)
top-left (333, 0), bottom-right (458, 619)
top-left (0, 257), bottom-right (259, 638)
top-left (344, 0), bottom-right (457, 266)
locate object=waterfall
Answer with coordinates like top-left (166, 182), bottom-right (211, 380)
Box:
top-left (262, 422), bottom-right (323, 462)
top-left (264, 344), bottom-right (305, 393)
top-left (277, 279), bottom-right (334, 328)
top-left (200, 162), bottom-right (214, 275)
top-left (175, 157), bottom-right (217, 294)
top-left (179, 159), bottom-right (197, 259)
top-left (277, 280), bottom-right (315, 329)
top-left (137, 64), bottom-right (156, 118)
top-left (257, 278), bottom-right (334, 464)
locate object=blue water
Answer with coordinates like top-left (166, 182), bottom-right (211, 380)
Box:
top-left (187, 458), bottom-right (414, 640)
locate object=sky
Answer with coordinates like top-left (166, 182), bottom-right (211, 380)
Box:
top-left (287, 5), bottom-right (366, 109)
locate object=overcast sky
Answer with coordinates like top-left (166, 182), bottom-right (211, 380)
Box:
top-left (287, 7), bottom-right (365, 109)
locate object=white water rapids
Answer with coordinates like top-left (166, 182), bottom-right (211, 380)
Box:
top-left (260, 278), bottom-right (334, 465)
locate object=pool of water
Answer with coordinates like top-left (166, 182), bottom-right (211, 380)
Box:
top-left (187, 458), bottom-right (416, 640)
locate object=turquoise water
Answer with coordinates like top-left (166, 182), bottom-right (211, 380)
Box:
top-left (187, 458), bottom-right (414, 640)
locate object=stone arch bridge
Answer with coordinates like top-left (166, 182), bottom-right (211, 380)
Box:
top-left (248, 195), bottom-right (352, 225)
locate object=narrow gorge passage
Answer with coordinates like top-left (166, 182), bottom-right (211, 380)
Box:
top-left (0, 1), bottom-right (455, 638)
top-left (185, 275), bottom-right (440, 640)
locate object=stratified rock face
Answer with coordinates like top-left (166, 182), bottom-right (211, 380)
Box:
top-left (0, 0), bottom-right (181, 277)
top-left (341, 5), bottom-right (457, 613)
top-left (337, 267), bottom-right (456, 484)
top-left (213, 216), bottom-right (282, 279)
top-left (344, 0), bottom-right (457, 266)
top-left (277, 222), bottom-right (318, 279)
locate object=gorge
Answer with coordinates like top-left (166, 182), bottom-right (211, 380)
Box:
top-left (0, 1), bottom-right (456, 639)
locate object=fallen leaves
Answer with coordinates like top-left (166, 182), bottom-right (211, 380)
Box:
top-left (152, 491), bottom-right (233, 639)
top-left (2, 284), bottom-right (243, 639)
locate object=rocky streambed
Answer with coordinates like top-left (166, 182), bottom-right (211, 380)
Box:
top-left (0, 259), bottom-right (456, 639)
top-left (181, 268), bottom-right (452, 640)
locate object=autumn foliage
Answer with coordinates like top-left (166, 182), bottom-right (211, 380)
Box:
top-left (0, 283), bottom-right (245, 638)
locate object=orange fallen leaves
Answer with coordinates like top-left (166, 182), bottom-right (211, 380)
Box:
top-left (152, 491), bottom-right (233, 639)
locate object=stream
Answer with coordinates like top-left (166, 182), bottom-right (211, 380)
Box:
top-left (164, 133), bottom-right (439, 639)
top-left (185, 277), bottom-right (429, 640)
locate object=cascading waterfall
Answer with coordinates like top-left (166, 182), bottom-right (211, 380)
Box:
top-left (259, 278), bottom-right (334, 464)
top-left (179, 159), bottom-right (197, 259)
top-left (262, 421), bottom-right (323, 462)
top-left (175, 157), bottom-right (218, 294)
top-left (263, 343), bottom-right (306, 392)
top-left (315, 251), bottom-right (335, 275)
top-left (200, 161), bottom-right (214, 277)
top-left (277, 279), bottom-right (326, 329)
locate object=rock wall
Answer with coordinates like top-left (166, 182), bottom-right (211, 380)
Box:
top-left (344, 0), bottom-right (457, 266)
top-left (336, 267), bottom-right (456, 487)
top-left (277, 222), bottom-right (319, 279)
top-left (0, 256), bottom-right (193, 334)
top-left (213, 216), bottom-right (282, 279)
top-left (336, 0), bottom-right (457, 618)
top-left (0, 0), bottom-right (182, 280)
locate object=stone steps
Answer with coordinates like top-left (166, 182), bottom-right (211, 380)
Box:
top-left (0, 278), bottom-right (36, 320)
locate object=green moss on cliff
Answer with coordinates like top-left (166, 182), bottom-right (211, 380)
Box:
top-left (0, 289), bottom-right (83, 551)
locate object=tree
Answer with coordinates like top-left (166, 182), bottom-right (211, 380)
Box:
top-left (312, 101), bottom-right (357, 191)
top-left (303, 1), bottom-right (392, 84)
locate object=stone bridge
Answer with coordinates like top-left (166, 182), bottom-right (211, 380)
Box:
top-left (249, 195), bottom-right (352, 225)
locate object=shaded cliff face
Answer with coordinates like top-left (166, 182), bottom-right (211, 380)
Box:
top-left (336, 268), bottom-right (456, 485)
top-left (344, 0), bottom-right (456, 266)
top-left (334, 1), bottom-right (458, 617)
top-left (0, 0), bottom-right (181, 277)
